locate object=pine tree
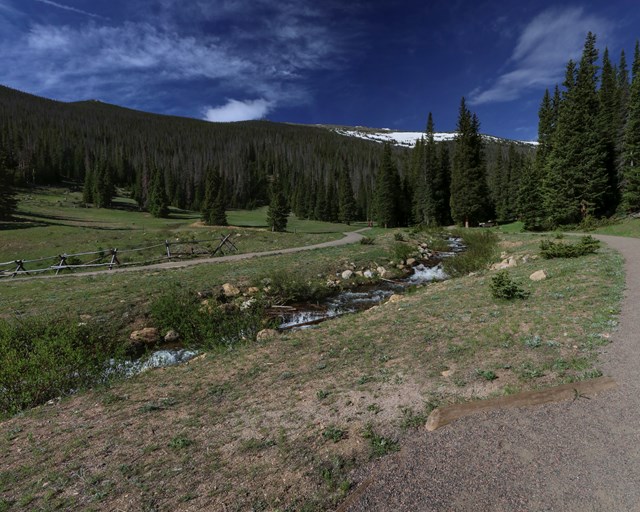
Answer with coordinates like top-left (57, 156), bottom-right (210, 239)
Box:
top-left (148, 168), bottom-right (169, 218)
top-left (267, 175), bottom-right (289, 232)
top-left (598, 47), bottom-right (621, 213)
top-left (337, 161), bottom-right (357, 225)
top-left (543, 33), bottom-right (609, 225)
top-left (201, 166), bottom-right (227, 225)
top-left (0, 155), bottom-right (17, 221)
top-left (450, 98), bottom-right (491, 227)
top-left (434, 144), bottom-right (451, 225)
top-left (413, 113), bottom-right (440, 226)
top-left (373, 143), bottom-right (402, 228)
top-left (82, 166), bottom-right (94, 204)
top-left (621, 41), bottom-right (640, 212)
top-left (93, 160), bottom-right (114, 208)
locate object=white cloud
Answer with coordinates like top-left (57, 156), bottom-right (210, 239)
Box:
top-left (469, 7), bottom-right (612, 105)
top-left (203, 98), bottom-right (273, 122)
top-left (33, 0), bottom-right (106, 19)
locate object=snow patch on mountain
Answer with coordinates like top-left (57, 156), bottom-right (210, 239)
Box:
top-left (329, 127), bottom-right (538, 147)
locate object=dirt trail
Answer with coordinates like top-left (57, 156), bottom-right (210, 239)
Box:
top-left (1, 228), bottom-right (368, 281)
top-left (342, 234), bottom-right (640, 512)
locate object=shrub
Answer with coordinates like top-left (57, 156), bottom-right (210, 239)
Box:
top-left (150, 286), bottom-right (266, 349)
top-left (0, 317), bottom-right (125, 418)
top-left (359, 236), bottom-right (375, 245)
top-left (540, 235), bottom-right (600, 259)
top-left (490, 270), bottom-right (530, 300)
top-left (392, 242), bottom-right (414, 262)
top-left (256, 269), bottom-right (329, 303)
top-left (393, 233), bottom-right (405, 241)
top-left (442, 229), bottom-right (498, 277)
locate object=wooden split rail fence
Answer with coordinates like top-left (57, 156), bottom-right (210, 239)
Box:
top-left (0, 234), bottom-right (237, 278)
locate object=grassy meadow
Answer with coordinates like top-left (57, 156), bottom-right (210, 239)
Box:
top-left (0, 188), bottom-right (628, 511)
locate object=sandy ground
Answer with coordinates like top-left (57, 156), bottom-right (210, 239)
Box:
top-left (342, 234), bottom-right (640, 512)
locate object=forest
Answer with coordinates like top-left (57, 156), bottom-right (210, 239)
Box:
top-left (0, 83), bottom-right (535, 228)
top-left (1, 33), bottom-right (638, 230)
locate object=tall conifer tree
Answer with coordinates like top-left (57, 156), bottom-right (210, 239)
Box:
top-left (338, 161), bottom-right (357, 225)
top-left (373, 143), bottom-right (402, 228)
top-left (543, 33), bottom-right (609, 225)
top-left (267, 175), bottom-right (289, 232)
top-left (450, 98), bottom-right (490, 227)
top-left (621, 41), bottom-right (640, 212)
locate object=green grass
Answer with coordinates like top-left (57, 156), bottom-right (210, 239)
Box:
top-left (0, 204), bottom-right (627, 511)
top-left (0, 188), bottom-right (354, 265)
top-left (589, 217), bottom-right (640, 238)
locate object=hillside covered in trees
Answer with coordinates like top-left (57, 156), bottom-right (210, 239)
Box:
top-left (0, 84), bottom-right (534, 226)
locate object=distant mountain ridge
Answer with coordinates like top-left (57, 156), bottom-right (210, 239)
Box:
top-left (316, 125), bottom-right (538, 148)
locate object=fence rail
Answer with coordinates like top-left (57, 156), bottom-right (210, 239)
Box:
top-left (0, 234), bottom-right (237, 279)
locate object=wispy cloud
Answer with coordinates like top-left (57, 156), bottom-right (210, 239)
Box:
top-left (203, 98), bottom-right (273, 122)
top-left (33, 0), bottom-right (106, 19)
top-left (0, 0), bottom-right (356, 116)
top-left (468, 7), bottom-right (612, 105)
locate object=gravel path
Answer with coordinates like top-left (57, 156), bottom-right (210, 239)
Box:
top-left (1, 229), bottom-right (368, 281)
top-left (343, 234), bottom-right (640, 512)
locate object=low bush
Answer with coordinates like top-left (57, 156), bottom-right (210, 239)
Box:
top-left (359, 236), bottom-right (375, 245)
top-left (442, 229), bottom-right (498, 277)
top-left (256, 269), bottom-right (330, 303)
top-left (0, 317), bottom-right (125, 418)
top-left (540, 235), bottom-right (600, 259)
top-left (392, 242), bottom-right (414, 262)
top-left (150, 286), bottom-right (267, 349)
top-left (490, 270), bottom-right (530, 300)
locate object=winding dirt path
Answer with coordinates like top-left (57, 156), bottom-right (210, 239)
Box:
top-left (342, 234), bottom-right (640, 511)
top-left (1, 229), bottom-right (369, 281)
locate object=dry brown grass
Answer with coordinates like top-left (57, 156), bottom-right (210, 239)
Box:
top-left (0, 233), bottom-right (624, 511)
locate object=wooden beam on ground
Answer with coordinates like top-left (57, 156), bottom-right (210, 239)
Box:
top-left (425, 376), bottom-right (617, 432)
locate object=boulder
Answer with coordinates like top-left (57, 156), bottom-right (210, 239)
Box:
top-left (529, 269), bottom-right (548, 281)
top-left (376, 266), bottom-right (387, 277)
top-left (363, 270), bottom-right (374, 279)
top-left (130, 327), bottom-right (160, 345)
top-left (256, 329), bottom-right (279, 342)
top-left (406, 258), bottom-right (417, 266)
top-left (387, 294), bottom-right (403, 304)
top-left (246, 287), bottom-right (260, 295)
top-left (341, 269), bottom-right (354, 280)
top-left (164, 329), bottom-right (180, 343)
top-left (222, 283), bottom-right (241, 297)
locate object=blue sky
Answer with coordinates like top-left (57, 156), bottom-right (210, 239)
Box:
top-left (0, 0), bottom-right (638, 141)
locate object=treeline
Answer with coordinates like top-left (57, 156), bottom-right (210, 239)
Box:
top-left (0, 85), bottom-right (390, 215)
top-left (524, 33), bottom-right (640, 230)
top-left (367, 100), bottom-right (533, 229)
top-left (0, 85), bottom-right (534, 226)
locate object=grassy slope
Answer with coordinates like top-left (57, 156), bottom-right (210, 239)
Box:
top-left (0, 228), bottom-right (624, 511)
top-left (0, 188), bottom-right (357, 272)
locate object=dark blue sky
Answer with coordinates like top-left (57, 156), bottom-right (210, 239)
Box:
top-left (1, 0), bottom-right (638, 141)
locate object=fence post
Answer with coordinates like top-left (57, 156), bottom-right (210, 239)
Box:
top-left (12, 260), bottom-right (27, 277)
top-left (55, 254), bottom-right (69, 275)
top-left (109, 249), bottom-right (120, 270)
top-left (165, 240), bottom-right (171, 258)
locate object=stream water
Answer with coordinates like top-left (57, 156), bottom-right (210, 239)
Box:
top-left (125, 237), bottom-right (465, 372)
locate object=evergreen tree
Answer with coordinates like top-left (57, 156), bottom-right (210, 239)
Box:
top-left (621, 41), bottom-right (640, 212)
top-left (434, 144), bottom-right (451, 225)
top-left (201, 166), bottom-right (227, 225)
top-left (267, 175), bottom-right (289, 232)
top-left (82, 166), bottom-right (94, 204)
top-left (148, 168), bottom-right (169, 218)
top-left (0, 155), bottom-right (17, 221)
top-left (543, 33), bottom-right (609, 225)
top-left (413, 113), bottom-right (440, 226)
top-left (337, 161), bottom-right (357, 225)
top-left (93, 161), bottom-right (114, 208)
top-left (598, 47), bottom-right (621, 213)
top-left (450, 97), bottom-right (491, 227)
top-left (373, 143), bottom-right (402, 228)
